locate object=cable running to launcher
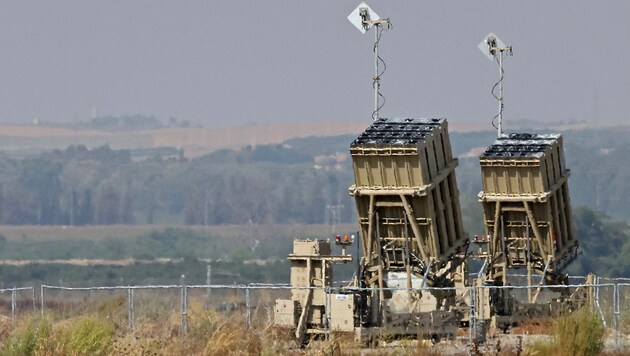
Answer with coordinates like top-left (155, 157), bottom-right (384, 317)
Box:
top-left (348, 3), bottom-right (392, 121)
top-left (478, 33), bottom-right (513, 137)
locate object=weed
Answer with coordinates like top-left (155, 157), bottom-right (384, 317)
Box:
top-left (1, 318), bottom-right (51, 356)
top-left (57, 315), bottom-right (115, 355)
top-left (526, 307), bottom-right (605, 356)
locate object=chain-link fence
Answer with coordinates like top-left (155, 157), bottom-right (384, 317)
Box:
top-left (0, 279), bottom-right (624, 352)
top-left (39, 282), bottom-right (295, 334)
top-left (0, 287), bottom-right (36, 329)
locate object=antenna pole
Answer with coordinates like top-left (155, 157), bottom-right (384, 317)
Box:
top-left (480, 33), bottom-right (512, 137)
top-left (369, 21), bottom-right (389, 121)
top-left (349, 5), bottom-right (391, 122)
top-left (490, 44), bottom-right (512, 137)
top-left (498, 52), bottom-right (504, 137)
top-left (374, 25), bottom-right (380, 121)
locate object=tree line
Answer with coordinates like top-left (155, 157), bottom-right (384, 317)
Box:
top-left (0, 136), bottom-right (356, 226)
top-left (0, 127), bottom-right (629, 227)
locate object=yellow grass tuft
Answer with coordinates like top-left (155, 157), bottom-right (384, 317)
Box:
top-left (526, 307), bottom-right (605, 356)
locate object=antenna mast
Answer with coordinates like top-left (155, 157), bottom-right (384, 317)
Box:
top-left (479, 33), bottom-right (513, 136)
top-left (348, 3), bottom-right (391, 121)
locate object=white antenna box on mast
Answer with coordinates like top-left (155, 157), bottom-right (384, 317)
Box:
top-left (348, 2), bottom-right (391, 121)
top-left (478, 33), bottom-right (513, 137)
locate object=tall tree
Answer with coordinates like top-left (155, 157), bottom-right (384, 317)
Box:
top-left (76, 189), bottom-right (94, 225)
top-left (95, 183), bottom-right (120, 224)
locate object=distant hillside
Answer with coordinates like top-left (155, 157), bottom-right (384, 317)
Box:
top-left (0, 118), bottom-right (600, 158)
top-left (0, 120), bottom-right (371, 158)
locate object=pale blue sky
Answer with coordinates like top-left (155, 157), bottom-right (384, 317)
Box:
top-left (0, 1), bottom-right (627, 128)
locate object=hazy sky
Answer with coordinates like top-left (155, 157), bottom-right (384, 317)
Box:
top-left (0, 1), bottom-right (628, 128)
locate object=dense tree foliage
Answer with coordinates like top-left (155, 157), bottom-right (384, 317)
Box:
top-left (568, 207), bottom-right (630, 276)
top-left (0, 127), bottom-right (629, 228)
top-left (0, 136), bottom-right (357, 226)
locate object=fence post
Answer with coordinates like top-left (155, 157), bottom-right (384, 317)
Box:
top-left (40, 286), bottom-right (45, 318)
top-left (594, 276), bottom-right (606, 327)
top-left (127, 288), bottom-right (134, 330)
top-left (472, 284), bottom-right (477, 346)
top-left (614, 283), bottom-right (620, 348)
top-left (245, 287), bottom-right (251, 329)
top-left (11, 288), bottom-right (16, 329)
top-left (180, 275), bottom-right (188, 335)
top-left (325, 286), bottom-right (331, 340)
top-left (206, 264), bottom-right (211, 309)
top-left (32, 287), bottom-right (36, 314)
top-left (468, 285), bottom-right (474, 354)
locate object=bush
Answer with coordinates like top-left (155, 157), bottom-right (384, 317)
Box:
top-left (527, 308), bottom-right (605, 356)
top-left (1, 315), bottom-right (115, 356)
top-left (57, 316), bottom-right (115, 355)
top-left (1, 318), bottom-right (51, 356)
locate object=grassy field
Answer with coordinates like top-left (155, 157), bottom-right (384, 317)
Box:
top-left (0, 223), bottom-right (358, 242)
top-left (0, 296), bottom-right (626, 355)
top-left (0, 224), bottom-right (361, 286)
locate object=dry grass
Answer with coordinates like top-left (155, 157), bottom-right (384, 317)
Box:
top-left (525, 307), bottom-right (605, 356)
top-left (511, 317), bottom-right (555, 335)
top-left (0, 298), bottom-right (300, 355)
top-left (0, 297), bottom-right (625, 355)
top-left (601, 351), bottom-right (630, 356)
top-left (0, 299), bottom-right (458, 355)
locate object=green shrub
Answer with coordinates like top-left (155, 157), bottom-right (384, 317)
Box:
top-left (527, 307), bottom-right (605, 356)
top-left (1, 318), bottom-right (51, 356)
top-left (57, 316), bottom-right (115, 355)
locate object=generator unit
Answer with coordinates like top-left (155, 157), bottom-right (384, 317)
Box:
top-left (273, 239), bottom-right (353, 343)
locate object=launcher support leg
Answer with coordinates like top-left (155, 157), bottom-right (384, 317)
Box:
top-left (532, 256), bottom-right (553, 304)
top-left (366, 195), bottom-right (375, 260)
top-left (295, 258), bottom-right (313, 343)
top-left (400, 194), bottom-right (429, 263)
top-left (375, 212), bottom-right (386, 327)
top-left (490, 201), bottom-right (501, 281)
top-left (523, 201), bottom-right (548, 257)
top-left (527, 261), bottom-right (533, 303)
